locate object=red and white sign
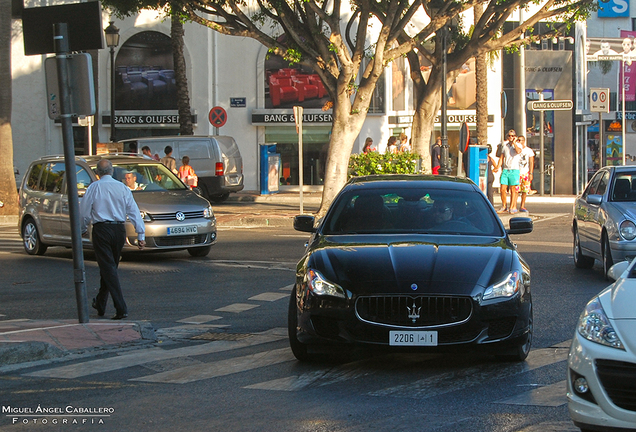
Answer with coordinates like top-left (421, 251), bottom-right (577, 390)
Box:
top-left (209, 106), bottom-right (227, 127)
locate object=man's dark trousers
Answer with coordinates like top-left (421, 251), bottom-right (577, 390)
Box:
top-left (92, 223), bottom-right (128, 315)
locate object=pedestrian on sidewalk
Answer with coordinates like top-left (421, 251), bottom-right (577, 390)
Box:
top-left (160, 146), bottom-right (178, 174)
top-left (80, 159), bottom-right (145, 320)
top-left (517, 136), bottom-right (535, 212)
top-left (431, 137), bottom-right (442, 174)
top-left (496, 130), bottom-right (523, 214)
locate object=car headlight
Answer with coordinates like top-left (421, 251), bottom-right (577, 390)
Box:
top-left (140, 211), bottom-right (152, 222)
top-left (304, 269), bottom-right (345, 298)
top-left (483, 271), bottom-right (520, 300)
top-left (620, 220), bottom-right (636, 241)
top-left (204, 205), bottom-right (214, 219)
top-left (577, 297), bottom-right (625, 350)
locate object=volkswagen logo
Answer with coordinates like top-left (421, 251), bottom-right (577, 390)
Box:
top-left (175, 212), bottom-right (185, 221)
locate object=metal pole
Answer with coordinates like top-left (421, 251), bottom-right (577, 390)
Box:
top-left (54, 23), bottom-right (89, 323)
top-left (109, 45), bottom-right (116, 142)
top-left (439, 26), bottom-right (451, 175)
top-left (538, 91), bottom-right (545, 196)
top-left (622, 59), bottom-right (626, 166)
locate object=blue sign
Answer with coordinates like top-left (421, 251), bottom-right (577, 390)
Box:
top-left (598, 0), bottom-right (629, 17)
top-left (230, 97), bottom-right (246, 108)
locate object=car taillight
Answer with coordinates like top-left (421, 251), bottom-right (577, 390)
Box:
top-left (215, 162), bottom-right (224, 176)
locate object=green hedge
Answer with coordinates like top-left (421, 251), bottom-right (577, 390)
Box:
top-left (348, 151), bottom-right (418, 178)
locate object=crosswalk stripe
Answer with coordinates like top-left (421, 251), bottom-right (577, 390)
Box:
top-left (215, 303), bottom-right (260, 313)
top-left (248, 292), bottom-right (288, 302)
top-left (130, 347), bottom-right (295, 384)
top-left (24, 328), bottom-right (286, 379)
top-left (367, 346), bottom-right (569, 399)
top-left (495, 380), bottom-right (567, 407)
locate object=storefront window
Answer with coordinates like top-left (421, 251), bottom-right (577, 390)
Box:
top-left (526, 89), bottom-right (554, 192)
top-left (264, 55), bottom-right (330, 110)
top-left (115, 31), bottom-right (176, 111)
top-left (265, 126), bottom-right (331, 186)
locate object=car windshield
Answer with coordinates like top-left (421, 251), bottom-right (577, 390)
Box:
top-left (107, 163), bottom-right (187, 192)
top-left (610, 173), bottom-right (636, 202)
top-left (322, 187), bottom-right (503, 236)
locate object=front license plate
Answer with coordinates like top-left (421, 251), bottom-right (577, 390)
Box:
top-left (167, 225), bottom-right (198, 236)
top-left (389, 331), bottom-right (438, 346)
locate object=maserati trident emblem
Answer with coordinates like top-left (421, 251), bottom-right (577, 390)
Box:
top-left (176, 212), bottom-right (185, 221)
top-left (410, 283), bottom-right (418, 291)
top-left (407, 301), bottom-right (421, 323)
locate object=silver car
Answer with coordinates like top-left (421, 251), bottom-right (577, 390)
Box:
top-left (573, 166), bottom-right (636, 278)
top-left (18, 154), bottom-right (217, 257)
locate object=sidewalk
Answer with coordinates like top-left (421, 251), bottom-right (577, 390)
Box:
top-left (0, 190), bottom-right (574, 369)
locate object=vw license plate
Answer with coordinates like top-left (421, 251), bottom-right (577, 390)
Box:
top-left (389, 331), bottom-right (438, 346)
top-left (167, 225), bottom-right (197, 236)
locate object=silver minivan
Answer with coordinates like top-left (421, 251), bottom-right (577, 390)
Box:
top-left (121, 136), bottom-right (244, 202)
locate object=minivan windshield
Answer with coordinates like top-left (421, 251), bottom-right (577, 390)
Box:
top-left (107, 163), bottom-right (187, 192)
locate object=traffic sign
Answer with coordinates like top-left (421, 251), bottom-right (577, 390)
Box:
top-left (526, 100), bottom-right (573, 111)
top-left (209, 106), bottom-right (227, 127)
top-left (590, 88), bottom-right (610, 113)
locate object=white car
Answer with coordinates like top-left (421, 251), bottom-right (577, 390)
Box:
top-left (567, 259), bottom-right (636, 431)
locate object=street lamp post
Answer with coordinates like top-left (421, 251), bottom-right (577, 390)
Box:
top-left (439, 25), bottom-right (451, 175)
top-left (104, 21), bottom-right (120, 142)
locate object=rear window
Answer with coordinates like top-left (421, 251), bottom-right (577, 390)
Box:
top-left (322, 187), bottom-right (502, 236)
top-left (178, 140), bottom-right (210, 160)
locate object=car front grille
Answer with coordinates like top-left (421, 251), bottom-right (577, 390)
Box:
top-left (154, 234), bottom-right (208, 247)
top-left (595, 359), bottom-right (636, 412)
top-left (151, 210), bottom-right (205, 221)
top-left (356, 295), bottom-right (472, 327)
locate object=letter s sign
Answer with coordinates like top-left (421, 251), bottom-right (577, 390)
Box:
top-left (598, 0), bottom-right (629, 17)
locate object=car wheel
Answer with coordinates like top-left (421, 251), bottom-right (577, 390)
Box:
top-left (602, 234), bottom-right (613, 280)
top-left (573, 227), bottom-right (594, 269)
top-left (496, 306), bottom-right (533, 362)
top-left (22, 218), bottom-right (48, 256)
top-left (187, 246), bottom-right (212, 257)
top-left (288, 290), bottom-right (312, 362)
top-left (209, 193), bottom-right (230, 203)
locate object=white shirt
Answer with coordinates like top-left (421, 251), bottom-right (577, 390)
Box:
top-left (80, 175), bottom-right (145, 240)
top-left (519, 147), bottom-right (535, 175)
top-left (501, 142), bottom-right (521, 170)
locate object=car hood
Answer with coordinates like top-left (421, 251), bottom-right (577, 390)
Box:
top-left (603, 278), bottom-right (636, 320)
top-left (305, 235), bottom-right (519, 296)
top-left (132, 190), bottom-right (210, 213)
top-left (608, 202), bottom-right (636, 220)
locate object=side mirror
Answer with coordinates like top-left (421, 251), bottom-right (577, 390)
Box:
top-left (607, 260), bottom-right (630, 281)
top-left (507, 217), bottom-right (533, 235)
top-left (586, 194), bottom-right (603, 205)
top-left (294, 215), bottom-right (316, 233)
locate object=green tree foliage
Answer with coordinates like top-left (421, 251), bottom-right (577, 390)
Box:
top-left (349, 152), bottom-right (417, 177)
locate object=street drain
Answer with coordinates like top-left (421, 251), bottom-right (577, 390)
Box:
top-left (191, 332), bottom-right (252, 341)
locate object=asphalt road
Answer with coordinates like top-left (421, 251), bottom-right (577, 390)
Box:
top-left (0, 203), bottom-right (611, 432)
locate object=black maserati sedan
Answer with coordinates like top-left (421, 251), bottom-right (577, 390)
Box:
top-left (289, 175), bottom-right (534, 362)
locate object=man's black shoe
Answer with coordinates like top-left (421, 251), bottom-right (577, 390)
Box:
top-left (111, 313), bottom-right (128, 320)
top-left (92, 298), bottom-right (105, 317)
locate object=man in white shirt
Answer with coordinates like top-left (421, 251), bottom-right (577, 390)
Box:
top-left (496, 130), bottom-right (523, 214)
top-left (517, 136), bottom-right (535, 212)
top-left (80, 159), bottom-right (145, 320)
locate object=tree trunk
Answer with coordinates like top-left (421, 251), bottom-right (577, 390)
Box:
top-left (171, 16), bottom-right (193, 136)
top-left (412, 67), bottom-right (444, 174)
top-left (0, 2), bottom-right (18, 217)
top-left (474, 3), bottom-right (488, 146)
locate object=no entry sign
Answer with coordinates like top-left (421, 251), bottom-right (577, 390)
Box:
top-left (209, 106), bottom-right (227, 127)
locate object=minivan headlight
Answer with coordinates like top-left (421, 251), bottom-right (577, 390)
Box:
top-left (204, 205), bottom-right (214, 219)
top-left (577, 297), bottom-right (625, 349)
top-left (483, 271), bottom-right (520, 300)
top-left (304, 269), bottom-right (345, 298)
top-left (140, 211), bottom-right (152, 222)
